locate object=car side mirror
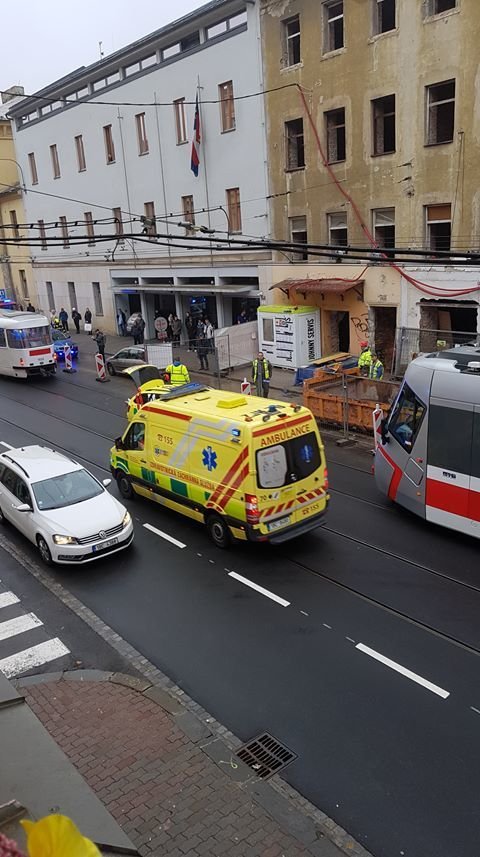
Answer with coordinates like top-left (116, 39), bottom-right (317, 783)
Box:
top-left (102, 478), bottom-right (112, 487)
top-left (15, 503), bottom-right (31, 512)
top-left (115, 437), bottom-right (125, 450)
top-left (380, 418), bottom-right (389, 444)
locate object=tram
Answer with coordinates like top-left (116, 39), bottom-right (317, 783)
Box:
top-left (0, 310), bottom-right (56, 378)
top-left (374, 345), bottom-right (480, 538)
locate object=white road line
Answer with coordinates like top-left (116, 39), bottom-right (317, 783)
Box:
top-left (356, 643), bottom-right (450, 699)
top-left (0, 613), bottom-right (43, 642)
top-left (470, 706), bottom-right (480, 716)
top-left (228, 571), bottom-right (290, 607)
top-left (0, 592), bottom-right (20, 609)
top-left (143, 523), bottom-right (186, 549)
top-left (0, 638), bottom-right (70, 678)
top-left (0, 441), bottom-right (13, 449)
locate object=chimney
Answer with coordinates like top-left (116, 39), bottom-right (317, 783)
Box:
top-left (1, 86), bottom-right (25, 104)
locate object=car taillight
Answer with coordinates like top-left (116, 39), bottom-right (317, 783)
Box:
top-left (324, 468), bottom-right (329, 490)
top-left (245, 493), bottom-right (259, 524)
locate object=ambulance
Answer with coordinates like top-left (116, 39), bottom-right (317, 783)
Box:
top-left (110, 383), bottom-right (329, 547)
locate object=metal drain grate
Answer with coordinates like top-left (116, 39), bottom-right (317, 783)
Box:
top-left (236, 732), bottom-right (297, 780)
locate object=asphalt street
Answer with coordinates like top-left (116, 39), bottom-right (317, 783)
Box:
top-left (1, 361), bottom-right (480, 857)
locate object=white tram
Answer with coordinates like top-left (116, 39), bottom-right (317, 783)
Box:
top-left (374, 345), bottom-right (480, 538)
top-left (0, 310), bottom-right (56, 378)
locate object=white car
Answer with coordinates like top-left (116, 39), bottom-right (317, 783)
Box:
top-left (0, 445), bottom-right (134, 565)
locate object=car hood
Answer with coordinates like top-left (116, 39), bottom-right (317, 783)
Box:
top-left (41, 491), bottom-right (126, 537)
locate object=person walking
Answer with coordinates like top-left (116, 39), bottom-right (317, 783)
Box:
top-left (72, 308), bottom-right (81, 334)
top-left (58, 307), bottom-right (69, 332)
top-left (197, 334), bottom-right (209, 371)
top-left (368, 352), bottom-right (384, 380)
top-left (132, 314), bottom-right (145, 345)
top-left (252, 351), bottom-right (272, 398)
top-left (185, 312), bottom-right (195, 350)
top-left (117, 308), bottom-right (127, 336)
top-left (93, 328), bottom-right (106, 359)
top-left (165, 358), bottom-right (190, 386)
top-left (84, 307), bottom-right (92, 335)
top-left (358, 341), bottom-right (373, 376)
top-left (26, 302), bottom-right (35, 312)
top-left (171, 315), bottom-right (182, 345)
top-left (204, 317), bottom-right (214, 353)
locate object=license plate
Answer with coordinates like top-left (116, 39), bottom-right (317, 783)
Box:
top-left (267, 515), bottom-right (291, 532)
top-left (92, 537), bottom-right (118, 552)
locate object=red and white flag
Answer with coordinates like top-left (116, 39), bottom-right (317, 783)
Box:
top-left (190, 94), bottom-right (201, 177)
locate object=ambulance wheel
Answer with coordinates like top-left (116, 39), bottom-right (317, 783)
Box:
top-left (117, 472), bottom-right (134, 500)
top-left (206, 513), bottom-right (230, 549)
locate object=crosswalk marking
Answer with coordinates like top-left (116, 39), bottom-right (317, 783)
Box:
top-left (0, 613), bottom-right (43, 642)
top-left (0, 591), bottom-right (20, 609)
top-left (0, 639), bottom-right (70, 678)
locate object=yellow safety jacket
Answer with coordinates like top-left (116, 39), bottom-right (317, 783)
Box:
top-left (358, 348), bottom-right (372, 369)
top-left (252, 358), bottom-right (271, 382)
top-left (166, 363), bottom-right (190, 386)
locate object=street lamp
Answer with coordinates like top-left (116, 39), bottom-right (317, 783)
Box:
top-left (0, 158), bottom-right (27, 193)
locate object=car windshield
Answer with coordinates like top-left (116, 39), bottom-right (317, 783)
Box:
top-left (32, 469), bottom-right (103, 511)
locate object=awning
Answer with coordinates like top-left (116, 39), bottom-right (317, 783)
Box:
top-left (269, 278), bottom-right (364, 296)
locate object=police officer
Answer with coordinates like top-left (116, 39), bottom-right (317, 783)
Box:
top-left (358, 341), bottom-right (372, 376)
top-left (165, 359), bottom-right (190, 386)
top-left (368, 352), bottom-right (384, 380)
top-left (252, 352), bottom-right (272, 398)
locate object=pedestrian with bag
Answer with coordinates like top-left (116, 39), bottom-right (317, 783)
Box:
top-left (93, 329), bottom-right (106, 359)
top-left (84, 307), bottom-right (92, 335)
top-left (59, 307), bottom-right (69, 332)
top-left (252, 351), bottom-right (272, 398)
top-left (72, 308), bottom-right (81, 334)
top-left (165, 358), bottom-right (190, 386)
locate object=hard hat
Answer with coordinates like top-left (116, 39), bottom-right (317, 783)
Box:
top-left (360, 340), bottom-right (368, 348)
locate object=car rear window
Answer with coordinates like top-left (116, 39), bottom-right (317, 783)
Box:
top-left (256, 431), bottom-right (321, 489)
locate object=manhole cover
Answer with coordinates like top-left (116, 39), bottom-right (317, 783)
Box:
top-left (236, 732), bottom-right (297, 780)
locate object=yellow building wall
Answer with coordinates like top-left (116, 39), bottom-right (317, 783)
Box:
top-left (0, 119), bottom-right (36, 306)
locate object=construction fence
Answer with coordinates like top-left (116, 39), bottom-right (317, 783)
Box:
top-left (392, 326), bottom-right (477, 377)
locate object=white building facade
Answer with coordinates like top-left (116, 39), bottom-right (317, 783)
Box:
top-left (8, 0), bottom-right (270, 335)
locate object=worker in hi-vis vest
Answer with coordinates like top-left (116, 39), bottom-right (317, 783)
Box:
top-left (252, 352), bottom-right (272, 398)
top-left (165, 359), bottom-right (190, 386)
top-left (358, 340), bottom-right (373, 376)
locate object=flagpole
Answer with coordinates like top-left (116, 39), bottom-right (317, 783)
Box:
top-left (196, 76), bottom-right (214, 268)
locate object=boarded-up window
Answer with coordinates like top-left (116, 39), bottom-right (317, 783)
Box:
top-left (75, 134), bottom-right (86, 170)
top-left (182, 195), bottom-right (195, 232)
top-left (135, 112), bottom-right (149, 155)
top-left (174, 98), bottom-right (187, 144)
top-left (103, 124), bottom-right (116, 163)
top-left (226, 187), bottom-right (242, 233)
top-left (50, 144), bottom-right (61, 178)
top-left (59, 216), bottom-right (69, 247)
top-left (219, 81), bottom-right (235, 132)
top-left (28, 152), bottom-right (38, 185)
top-left (85, 211), bottom-right (95, 245)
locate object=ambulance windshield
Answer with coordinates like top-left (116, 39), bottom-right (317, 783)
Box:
top-left (256, 431), bottom-right (321, 488)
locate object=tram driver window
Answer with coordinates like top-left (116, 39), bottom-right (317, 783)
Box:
top-left (388, 384), bottom-right (425, 451)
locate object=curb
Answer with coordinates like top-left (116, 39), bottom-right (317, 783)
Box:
top-left (1, 532), bottom-right (372, 857)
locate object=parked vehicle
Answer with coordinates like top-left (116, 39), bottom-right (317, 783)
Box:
top-left (106, 345), bottom-right (147, 375)
top-left (111, 384), bottom-right (329, 548)
top-left (0, 310), bottom-right (55, 378)
top-left (0, 445), bottom-right (133, 565)
top-left (51, 329), bottom-right (79, 361)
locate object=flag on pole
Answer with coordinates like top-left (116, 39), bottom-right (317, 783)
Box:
top-left (190, 94), bottom-right (201, 177)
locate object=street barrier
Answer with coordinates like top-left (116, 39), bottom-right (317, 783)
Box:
top-left (95, 353), bottom-right (110, 383)
top-left (63, 345), bottom-right (76, 374)
top-left (241, 378), bottom-right (251, 395)
top-left (372, 403), bottom-right (383, 449)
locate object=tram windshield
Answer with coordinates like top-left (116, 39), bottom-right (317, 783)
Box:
top-left (6, 326), bottom-right (51, 349)
top-left (388, 383), bottom-right (426, 451)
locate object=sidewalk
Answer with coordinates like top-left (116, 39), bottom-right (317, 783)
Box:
top-left (16, 671), bottom-right (369, 857)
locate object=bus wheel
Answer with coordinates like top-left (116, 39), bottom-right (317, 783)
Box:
top-left (206, 513), bottom-right (230, 549)
top-left (117, 471), bottom-right (134, 500)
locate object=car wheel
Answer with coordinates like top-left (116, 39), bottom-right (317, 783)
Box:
top-left (107, 362), bottom-right (115, 376)
top-left (37, 535), bottom-right (53, 566)
top-left (117, 471), bottom-right (134, 500)
top-left (206, 513), bottom-right (231, 549)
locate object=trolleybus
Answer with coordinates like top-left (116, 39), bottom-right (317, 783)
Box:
top-left (374, 345), bottom-right (480, 538)
top-left (0, 310), bottom-right (56, 378)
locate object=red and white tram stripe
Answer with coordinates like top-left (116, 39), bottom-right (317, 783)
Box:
top-left (426, 465), bottom-right (480, 534)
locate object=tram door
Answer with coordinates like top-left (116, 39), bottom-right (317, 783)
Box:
top-left (426, 402), bottom-right (474, 534)
top-left (468, 408), bottom-right (480, 531)
top-left (384, 383), bottom-right (427, 515)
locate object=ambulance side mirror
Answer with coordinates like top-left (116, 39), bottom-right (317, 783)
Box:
top-left (115, 436), bottom-right (125, 451)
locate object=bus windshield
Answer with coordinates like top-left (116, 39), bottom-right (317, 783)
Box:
top-left (256, 431), bottom-right (321, 489)
top-left (6, 326), bottom-right (52, 349)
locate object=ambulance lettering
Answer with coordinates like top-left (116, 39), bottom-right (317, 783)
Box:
top-left (260, 423), bottom-right (310, 448)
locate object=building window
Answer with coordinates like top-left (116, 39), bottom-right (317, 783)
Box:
top-left (50, 144), bottom-right (61, 178)
top-left (143, 201), bottom-right (156, 237)
top-left (285, 118), bottom-right (305, 170)
top-left (38, 219), bottom-right (47, 249)
top-left (328, 212), bottom-right (348, 246)
top-left (283, 15), bottom-right (301, 66)
top-left (324, 2), bottom-right (344, 52)
top-left (9, 210), bottom-right (19, 239)
top-left (67, 282), bottom-right (77, 310)
top-left (46, 281), bottom-right (55, 311)
top-left (325, 108), bottom-right (346, 163)
top-left (92, 282), bottom-right (103, 316)
top-left (372, 95), bottom-right (396, 155)
top-left (135, 112), bottom-right (149, 155)
top-left (74, 134), bottom-right (86, 171)
top-left (426, 80), bottom-right (455, 145)
top-left (181, 195), bottom-right (195, 232)
top-left (174, 98), bottom-right (187, 144)
top-left (426, 204), bottom-right (451, 252)
top-left (28, 153), bottom-right (38, 185)
top-left (289, 216), bottom-right (308, 260)
top-left (113, 207), bottom-right (123, 236)
top-left (226, 187), bottom-right (242, 233)
top-left (428, 0), bottom-right (456, 13)
top-left (19, 269), bottom-right (28, 298)
top-left (85, 211), bottom-right (95, 245)
top-left (103, 124), bottom-right (116, 163)
top-left (59, 216), bottom-right (69, 248)
top-left (373, 208), bottom-right (395, 255)
top-left (374, 0), bottom-right (396, 33)
top-left (219, 81), bottom-right (235, 132)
